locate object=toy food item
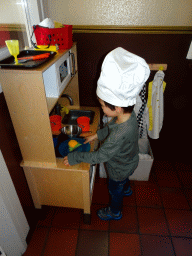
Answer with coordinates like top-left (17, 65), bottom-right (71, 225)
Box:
top-left (68, 140), bottom-right (82, 152)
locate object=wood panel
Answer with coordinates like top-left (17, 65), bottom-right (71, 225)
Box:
top-left (73, 25), bottom-right (192, 34)
top-left (0, 71), bottom-right (56, 165)
top-left (23, 167), bottom-right (41, 209)
top-left (31, 167), bottom-right (84, 209)
top-left (0, 23), bottom-right (26, 31)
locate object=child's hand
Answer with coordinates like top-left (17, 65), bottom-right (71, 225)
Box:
top-left (84, 133), bottom-right (98, 144)
top-left (63, 156), bottom-right (71, 166)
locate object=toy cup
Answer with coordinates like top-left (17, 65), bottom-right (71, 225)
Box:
top-left (5, 40), bottom-right (19, 65)
top-left (77, 116), bottom-right (90, 132)
top-left (50, 115), bottom-right (62, 132)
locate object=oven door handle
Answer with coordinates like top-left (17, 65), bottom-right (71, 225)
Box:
top-left (69, 52), bottom-right (75, 77)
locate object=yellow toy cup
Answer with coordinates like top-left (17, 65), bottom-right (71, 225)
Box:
top-left (5, 40), bottom-right (19, 64)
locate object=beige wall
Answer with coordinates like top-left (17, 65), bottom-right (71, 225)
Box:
top-left (0, 0), bottom-right (26, 24)
top-left (46, 0), bottom-right (192, 26)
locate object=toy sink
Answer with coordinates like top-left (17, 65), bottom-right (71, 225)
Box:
top-left (62, 109), bottom-right (95, 125)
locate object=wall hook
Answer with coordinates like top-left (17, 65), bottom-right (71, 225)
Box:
top-left (159, 66), bottom-right (164, 71)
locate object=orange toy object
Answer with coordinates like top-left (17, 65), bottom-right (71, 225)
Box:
top-left (50, 115), bottom-right (62, 132)
top-left (18, 53), bottom-right (50, 60)
top-left (77, 116), bottom-right (90, 132)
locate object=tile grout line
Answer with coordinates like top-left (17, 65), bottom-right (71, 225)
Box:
top-left (140, 165), bottom-right (177, 255)
top-left (39, 206), bottom-right (55, 256)
top-left (40, 206), bottom-right (57, 256)
top-left (40, 226), bottom-right (51, 256)
top-left (183, 188), bottom-right (192, 211)
top-left (75, 210), bottom-right (90, 256)
top-left (108, 207), bottom-right (111, 256)
top-left (75, 223), bottom-right (81, 256)
top-left (137, 173), bottom-right (160, 255)
top-left (129, 181), bottom-right (144, 255)
top-left (156, 169), bottom-right (177, 256)
top-left (108, 229), bottom-right (110, 256)
top-left (175, 166), bottom-right (192, 211)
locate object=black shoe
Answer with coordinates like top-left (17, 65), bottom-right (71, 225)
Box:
top-left (97, 207), bottom-right (122, 221)
top-left (124, 186), bottom-right (133, 196)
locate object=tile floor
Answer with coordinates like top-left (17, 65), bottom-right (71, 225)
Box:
top-left (23, 161), bottom-right (192, 256)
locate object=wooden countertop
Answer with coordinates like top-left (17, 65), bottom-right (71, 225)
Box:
top-left (0, 43), bottom-right (76, 74)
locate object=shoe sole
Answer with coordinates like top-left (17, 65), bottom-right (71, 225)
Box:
top-left (97, 211), bottom-right (122, 221)
top-left (124, 191), bottom-right (133, 196)
top-left (124, 190), bottom-right (133, 196)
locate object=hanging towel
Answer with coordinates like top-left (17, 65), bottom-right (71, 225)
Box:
top-left (147, 70), bottom-right (166, 139)
top-left (134, 83), bottom-right (149, 139)
top-left (137, 83), bottom-right (147, 138)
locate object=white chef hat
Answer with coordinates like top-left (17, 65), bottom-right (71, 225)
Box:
top-left (96, 47), bottom-right (150, 107)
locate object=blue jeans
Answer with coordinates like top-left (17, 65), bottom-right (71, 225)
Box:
top-left (108, 178), bottom-right (130, 214)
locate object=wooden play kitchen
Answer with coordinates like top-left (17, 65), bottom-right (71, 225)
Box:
top-left (0, 43), bottom-right (100, 224)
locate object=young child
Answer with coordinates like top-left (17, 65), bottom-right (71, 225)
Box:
top-left (64, 47), bottom-right (150, 220)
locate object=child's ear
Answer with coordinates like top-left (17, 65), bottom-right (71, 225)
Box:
top-left (115, 106), bottom-right (122, 113)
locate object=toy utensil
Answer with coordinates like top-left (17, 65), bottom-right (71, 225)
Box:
top-left (5, 40), bottom-right (19, 65)
top-left (18, 53), bottom-right (50, 63)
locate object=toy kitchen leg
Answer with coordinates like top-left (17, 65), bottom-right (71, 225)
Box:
top-left (82, 164), bottom-right (97, 224)
top-left (82, 171), bottom-right (92, 224)
top-left (83, 213), bottom-right (91, 225)
top-left (23, 166), bottom-right (42, 209)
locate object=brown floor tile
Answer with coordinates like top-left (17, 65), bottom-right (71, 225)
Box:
top-left (184, 189), bottom-right (192, 208)
top-left (155, 166), bottom-right (181, 188)
top-left (160, 187), bottom-right (190, 210)
top-left (37, 206), bottom-right (56, 227)
top-left (135, 183), bottom-right (162, 208)
top-left (148, 167), bottom-right (158, 184)
top-left (109, 233), bottom-right (141, 256)
top-left (80, 204), bottom-right (109, 231)
top-left (137, 207), bottom-right (169, 235)
top-left (172, 237), bottom-right (192, 256)
top-left (23, 226), bottom-right (49, 256)
top-left (110, 206), bottom-right (138, 233)
top-left (134, 181), bottom-right (154, 187)
top-left (177, 170), bottom-right (192, 188)
top-left (165, 209), bottom-right (192, 237)
top-left (92, 178), bottom-right (110, 204)
top-left (123, 186), bottom-right (136, 206)
top-left (43, 228), bottom-right (78, 256)
top-left (51, 207), bottom-right (81, 229)
top-left (140, 235), bottom-right (174, 256)
top-left (76, 230), bottom-right (108, 256)
top-left (175, 162), bottom-right (191, 172)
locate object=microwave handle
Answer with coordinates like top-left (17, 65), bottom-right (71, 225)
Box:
top-left (69, 52), bottom-right (75, 77)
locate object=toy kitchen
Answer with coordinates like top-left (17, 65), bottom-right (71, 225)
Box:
top-left (0, 42), bottom-right (100, 224)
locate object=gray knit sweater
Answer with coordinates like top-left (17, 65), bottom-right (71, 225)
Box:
top-left (68, 111), bottom-right (139, 181)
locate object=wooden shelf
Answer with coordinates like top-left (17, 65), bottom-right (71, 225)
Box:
top-left (148, 63), bottom-right (167, 71)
